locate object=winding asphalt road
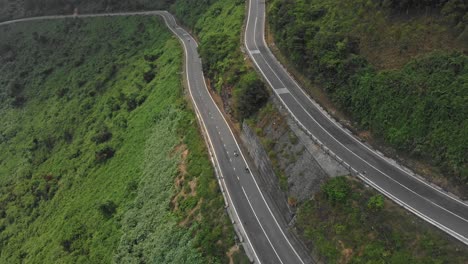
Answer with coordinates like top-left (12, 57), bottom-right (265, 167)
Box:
top-left (1, 11), bottom-right (309, 264)
top-left (245, 0), bottom-right (468, 246)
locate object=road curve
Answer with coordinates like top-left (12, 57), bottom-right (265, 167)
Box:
top-left (1, 11), bottom-right (310, 264)
top-left (245, 0), bottom-right (468, 245)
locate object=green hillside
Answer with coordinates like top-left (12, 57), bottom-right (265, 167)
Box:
top-left (173, 0), bottom-right (269, 121)
top-left (0, 0), bottom-right (171, 21)
top-left (0, 0), bottom-right (269, 122)
top-left (296, 177), bottom-right (468, 263)
top-left (0, 16), bottom-right (241, 263)
top-left (268, 0), bottom-right (468, 194)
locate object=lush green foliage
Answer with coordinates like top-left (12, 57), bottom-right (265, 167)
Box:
top-left (234, 73), bottom-right (269, 120)
top-left (367, 194), bottom-right (384, 211)
top-left (268, 0), bottom-right (468, 187)
top-left (382, 0), bottom-right (468, 34)
top-left (173, 0), bottom-right (268, 120)
top-left (171, 0), bottom-right (217, 28)
top-left (0, 0), bottom-right (174, 21)
top-left (346, 52), bottom-right (468, 182)
top-left (0, 17), bottom-right (235, 263)
top-left (322, 177), bottom-right (350, 205)
top-left (0, 0), bottom-right (269, 122)
top-left (296, 177), bottom-right (468, 263)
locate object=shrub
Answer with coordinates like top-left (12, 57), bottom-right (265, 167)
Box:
top-left (11, 95), bottom-right (27, 108)
top-left (367, 194), bottom-right (385, 212)
top-left (234, 72), bottom-right (269, 120)
top-left (323, 177), bottom-right (350, 204)
top-left (7, 81), bottom-right (24, 97)
top-left (95, 146), bottom-right (115, 163)
top-left (143, 70), bottom-right (156, 83)
top-left (98, 200), bottom-right (117, 218)
top-left (92, 127), bottom-right (112, 144)
top-left (63, 130), bottom-right (73, 144)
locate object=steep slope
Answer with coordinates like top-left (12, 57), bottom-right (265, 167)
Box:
top-left (268, 0), bottom-right (468, 196)
top-left (0, 16), bottom-right (242, 263)
top-left (0, 0), bottom-right (173, 21)
top-left (245, 98), bottom-right (468, 263)
top-left (172, 0), bottom-right (269, 121)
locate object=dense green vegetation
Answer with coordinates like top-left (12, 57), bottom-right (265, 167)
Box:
top-left (0, 16), bottom-right (239, 263)
top-left (296, 176), bottom-right (468, 263)
top-left (248, 98), bottom-right (468, 262)
top-left (0, 0), bottom-right (269, 121)
top-left (0, 0), bottom-right (173, 21)
top-left (268, 0), bottom-right (468, 190)
top-left (173, 0), bottom-right (269, 120)
top-left (384, 0), bottom-right (468, 35)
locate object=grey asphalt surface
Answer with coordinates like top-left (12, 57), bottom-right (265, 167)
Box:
top-left (1, 11), bottom-right (308, 264)
top-left (159, 12), bottom-right (308, 264)
top-left (245, 0), bottom-right (468, 245)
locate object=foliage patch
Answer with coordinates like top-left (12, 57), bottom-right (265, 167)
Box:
top-left (0, 16), bottom-right (235, 263)
top-left (296, 176), bottom-right (468, 263)
top-left (268, 0), bottom-right (468, 190)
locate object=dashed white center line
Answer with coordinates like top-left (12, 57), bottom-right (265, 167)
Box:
top-left (241, 187), bottom-right (285, 264)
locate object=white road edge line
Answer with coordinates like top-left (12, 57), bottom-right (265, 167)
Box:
top-left (253, 36), bottom-right (468, 222)
top-left (254, 1), bottom-right (467, 208)
top-left (159, 12), bottom-right (262, 263)
top-left (244, 0), bottom-right (468, 245)
top-left (169, 12), bottom-right (295, 262)
top-left (0, 10), bottom-right (265, 262)
top-left (202, 50), bottom-right (307, 264)
top-left (0, 10), bottom-right (307, 263)
top-left (241, 186), bottom-right (285, 264)
top-left (250, 5), bottom-right (468, 224)
top-left (242, 1), bottom-right (309, 263)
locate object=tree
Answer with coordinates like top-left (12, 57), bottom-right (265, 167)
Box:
top-left (234, 72), bottom-right (269, 120)
top-left (323, 177), bottom-right (351, 205)
top-left (95, 146), bottom-right (115, 163)
top-left (98, 200), bottom-right (117, 218)
top-left (442, 0), bottom-right (467, 33)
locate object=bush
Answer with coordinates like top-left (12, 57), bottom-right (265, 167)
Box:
top-left (322, 177), bottom-right (350, 204)
top-left (7, 81), bottom-right (23, 97)
top-left (367, 194), bottom-right (385, 212)
top-left (143, 70), bottom-right (156, 83)
top-left (95, 146), bottom-right (115, 163)
top-left (98, 200), bottom-right (117, 218)
top-left (11, 95), bottom-right (27, 108)
top-left (92, 127), bottom-right (112, 144)
top-left (234, 72), bottom-right (269, 120)
top-left (198, 33), bottom-right (237, 80)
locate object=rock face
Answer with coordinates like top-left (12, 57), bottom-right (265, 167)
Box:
top-left (241, 122), bottom-right (293, 222)
top-left (241, 96), bottom-right (348, 209)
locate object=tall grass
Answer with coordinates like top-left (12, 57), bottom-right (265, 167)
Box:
top-left (0, 16), bottom-right (235, 263)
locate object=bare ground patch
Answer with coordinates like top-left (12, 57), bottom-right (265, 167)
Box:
top-left (226, 244), bottom-right (241, 264)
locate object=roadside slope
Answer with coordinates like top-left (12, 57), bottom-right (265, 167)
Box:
top-left (267, 0), bottom-right (468, 197)
top-left (0, 16), bottom-right (241, 263)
